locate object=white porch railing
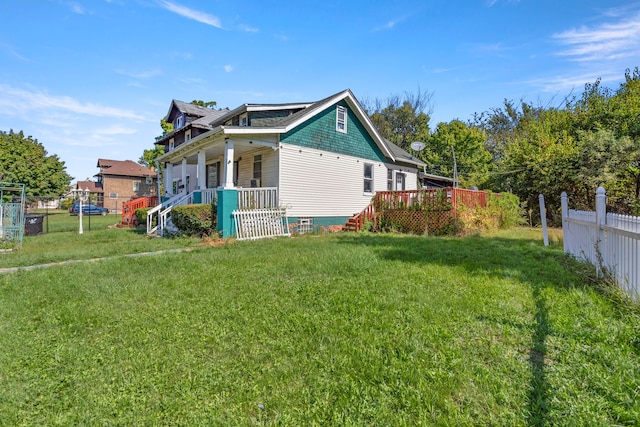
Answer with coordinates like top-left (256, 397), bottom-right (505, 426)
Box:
top-left (147, 191), bottom-right (193, 236)
top-left (562, 187), bottom-right (640, 301)
top-left (147, 187), bottom-right (280, 237)
top-left (238, 187), bottom-right (278, 210)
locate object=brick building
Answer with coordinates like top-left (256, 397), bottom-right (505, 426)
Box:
top-left (88, 159), bottom-right (158, 213)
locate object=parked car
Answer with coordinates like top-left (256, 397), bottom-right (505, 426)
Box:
top-left (69, 203), bottom-right (109, 216)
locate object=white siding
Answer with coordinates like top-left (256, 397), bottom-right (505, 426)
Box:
top-left (235, 148), bottom-right (278, 188)
top-left (279, 143), bottom-right (419, 217)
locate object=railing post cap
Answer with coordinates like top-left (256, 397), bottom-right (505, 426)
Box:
top-left (561, 191), bottom-right (567, 198)
top-left (596, 186), bottom-right (606, 195)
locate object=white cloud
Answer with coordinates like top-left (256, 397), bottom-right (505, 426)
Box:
top-left (0, 84), bottom-right (145, 120)
top-left (238, 24), bottom-right (259, 33)
top-left (158, 1), bottom-right (223, 29)
top-left (522, 70), bottom-right (621, 93)
top-left (553, 13), bottom-right (640, 62)
top-left (372, 19), bottom-right (399, 32)
top-left (224, 65), bottom-right (233, 73)
top-left (114, 68), bottom-right (163, 79)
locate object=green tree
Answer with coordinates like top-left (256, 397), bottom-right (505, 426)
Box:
top-left (138, 146), bottom-right (165, 169)
top-left (363, 89), bottom-right (433, 151)
top-left (0, 130), bottom-right (72, 196)
top-left (190, 100), bottom-right (217, 109)
top-left (428, 120), bottom-right (492, 187)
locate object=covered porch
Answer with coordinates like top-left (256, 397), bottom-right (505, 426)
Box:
top-left (149, 130), bottom-right (285, 239)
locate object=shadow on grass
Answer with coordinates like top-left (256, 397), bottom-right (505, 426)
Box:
top-left (336, 232), bottom-right (578, 426)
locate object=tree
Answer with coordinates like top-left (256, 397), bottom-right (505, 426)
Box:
top-left (428, 120), bottom-right (492, 187)
top-left (362, 88), bottom-right (433, 151)
top-left (190, 100), bottom-right (218, 109)
top-left (0, 130), bottom-right (72, 196)
top-left (138, 146), bottom-right (165, 169)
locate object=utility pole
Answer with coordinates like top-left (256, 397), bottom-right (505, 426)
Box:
top-left (451, 146), bottom-right (458, 188)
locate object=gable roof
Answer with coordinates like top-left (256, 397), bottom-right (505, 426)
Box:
top-left (216, 89), bottom-right (397, 161)
top-left (163, 100), bottom-right (227, 122)
top-left (96, 159), bottom-right (156, 178)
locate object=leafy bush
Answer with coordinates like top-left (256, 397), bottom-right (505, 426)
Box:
top-left (135, 207), bottom-right (152, 227)
top-left (59, 198), bottom-right (74, 211)
top-left (171, 203), bottom-right (217, 236)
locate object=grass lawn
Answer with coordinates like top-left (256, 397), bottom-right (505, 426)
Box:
top-left (0, 210), bottom-right (201, 269)
top-left (0, 227), bottom-right (639, 425)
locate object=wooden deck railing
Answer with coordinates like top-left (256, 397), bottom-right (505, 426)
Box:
top-left (346, 187), bottom-right (490, 232)
top-left (121, 196), bottom-right (158, 225)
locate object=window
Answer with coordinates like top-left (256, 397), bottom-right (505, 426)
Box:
top-left (239, 113), bottom-right (248, 127)
top-left (174, 114), bottom-right (184, 129)
top-left (387, 169), bottom-right (394, 191)
top-left (109, 193), bottom-right (118, 199)
top-left (336, 106), bottom-right (347, 133)
top-left (169, 138), bottom-right (175, 151)
top-left (206, 162), bottom-right (220, 188)
top-left (185, 129), bottom-right (192, 141)
top-left (253, 154), bottom-right (262, 180)
top-left (133, 181), bottom-right (141, 192)
top-left (298, 217), bottom-right (313, 234)
top-left (364, 163), bottom-right (373, 193)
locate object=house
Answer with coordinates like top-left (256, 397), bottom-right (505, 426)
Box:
top-left (94, 159), bottom-right (158, 213)
top-left (73, 180), bottom-right (103, 207)
top-left (157, 100), bottom-right (229, 193)
top-left (152, 89), bottom-right (429, 237)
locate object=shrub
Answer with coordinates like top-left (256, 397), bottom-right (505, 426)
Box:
top-left (135, 208), bottom-right (152, 227)
top-left (171, 203), bottom-right (217, 236)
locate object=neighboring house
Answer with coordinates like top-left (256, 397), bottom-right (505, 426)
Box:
top-left (157, 100), bottom-right (229, 193)
top-left (94, 159), bottom-right (157, 213)
top-left (154, 89), bottom-right (431, 236)
top-left (74, 180), bottom-right (103, 207)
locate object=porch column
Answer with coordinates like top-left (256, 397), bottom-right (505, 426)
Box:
top-left (222, 139), bottom-right (235, 188)
top-left (181, 158), bottom-right (188, 193)
top-left (217, 187), bottom-right (238, 238)
top-left (197, 150), bottom-right (206, 189)
top-left (164, 162), bottom-right (173, 196)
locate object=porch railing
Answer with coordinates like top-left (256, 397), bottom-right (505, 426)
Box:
top-left (238, 187), bottom-right (278, 210)
top-left (147, 191), bottom-right (193, 236)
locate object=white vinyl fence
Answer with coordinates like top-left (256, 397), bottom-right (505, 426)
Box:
top-left (233, 208), bottom-right (290, 241)
top-left (562, 187), bottom-right (640, 301)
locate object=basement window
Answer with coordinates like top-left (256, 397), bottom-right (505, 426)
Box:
top-left (298, 217), bottom-right (313, 234)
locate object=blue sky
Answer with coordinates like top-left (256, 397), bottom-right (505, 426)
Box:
top-left (1, 0), bottom-right (639, 183)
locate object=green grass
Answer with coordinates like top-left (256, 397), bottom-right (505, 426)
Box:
top-left (0, 211), bottom-right (200, 268)
top-left (0, 228), bottom-right (638, 425)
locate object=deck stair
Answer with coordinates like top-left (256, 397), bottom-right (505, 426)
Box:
top-left (344, 202), bottom-right (376, 232)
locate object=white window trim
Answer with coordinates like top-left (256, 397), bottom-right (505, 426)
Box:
top-left (133, 181), bottom-right (141, 192)
top-left (239, 113), bottom-right (248, 127)
top-left (169, 138), bottom-right (175, 151)
top-left (336, 105), bottom-right (347, 133)
top-left (363, 163), bottom-right (374, 194)
top-left (185, 129), bottom-right (192, 141)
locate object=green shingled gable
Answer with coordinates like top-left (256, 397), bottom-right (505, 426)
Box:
top-left (280, 101), bottom-right (387, 162)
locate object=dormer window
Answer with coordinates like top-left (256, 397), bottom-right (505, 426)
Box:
top-left (240, 113), bottom-right (248, 127)
top-left (174, 114), bottom-right (185, 129)
top-left (336, 106), bottom-right (347, 133)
